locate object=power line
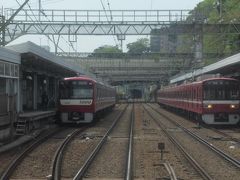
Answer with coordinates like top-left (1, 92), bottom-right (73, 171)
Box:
top-left (29, 1), bottom-right (77, 52)
top-left (100, 0), bottom-right (120, 48)
top-left (14, 0), bottom-right (66, 52)
top-left (12, 0), bottom-right (76, 53)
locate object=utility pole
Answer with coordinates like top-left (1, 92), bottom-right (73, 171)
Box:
top-left (216, 0), bottom-right (223, 17)
top-left (39, 0), bottom-right (42, 21)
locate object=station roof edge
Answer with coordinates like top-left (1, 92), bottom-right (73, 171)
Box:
top-left (0, 47), bottom-right (21, 64)
top-left (170, 52), bottom-right (240, 84)
top-left (5, 41), bottom-right (86, 74)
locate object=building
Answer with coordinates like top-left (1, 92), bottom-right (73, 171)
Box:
top-left (0, 47), bottom-right (20, 142)
top-left (0, 41), bottom-right (93, 142)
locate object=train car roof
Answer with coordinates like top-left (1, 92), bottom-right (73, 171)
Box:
top-left (180, 77), bottom-right (238, 85)
top-left (191, 77), bottom-right (238, 85)
top-left (160, 77), bottom-right (239, 91)
top-left (63, 76), bottom-right (115, 89)
top-left (63, 76), bottom-right (97, 82)
top-left (201, 77), bottom-right (239, 83)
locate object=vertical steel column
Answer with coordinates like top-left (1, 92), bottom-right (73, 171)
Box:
top-left (194, 23), bottom-right (203, 64)
top-left (33, 73), bottom-right (38, 110)
top-left (0, 15), bottom-right (5, 46)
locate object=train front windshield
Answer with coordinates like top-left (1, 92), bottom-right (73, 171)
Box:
top-left (203, 80), bottom-right (239, 100)
top-left (59, 80), bottom-right (93, 99)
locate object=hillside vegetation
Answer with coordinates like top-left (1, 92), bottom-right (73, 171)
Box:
top-left (193, 0), bottom-right (240, 64)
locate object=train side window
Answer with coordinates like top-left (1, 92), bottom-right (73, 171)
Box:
top-left (230, 90), bottom-right (239, 99)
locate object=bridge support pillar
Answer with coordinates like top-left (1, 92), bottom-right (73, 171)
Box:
top-left (194, 24), bottom-right (203, 64)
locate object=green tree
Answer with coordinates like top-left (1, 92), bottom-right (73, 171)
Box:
top-left (186, 0), bottom-right (240, 65)
top-left (92, 45), bottom-right (122, 58)
top-left (126, 38), bottom-right (150, 55)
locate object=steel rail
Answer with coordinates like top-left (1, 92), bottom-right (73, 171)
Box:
top-left (207, 127), bottom-right (240, 144)
top-left (164, 163), bottom-right (178, 180)
top-left (143, 105), bottom-right (212, 180)
top-left (1, 128), bottom-right (62, 180)
top-left (73, 104), bottom-right (128, 180)
top-left (51, 127), bottom-right (88, 180)
top-left (125, 103), bottom-right (134, 180)
top-left (148, 104), bottom-right (240, 168)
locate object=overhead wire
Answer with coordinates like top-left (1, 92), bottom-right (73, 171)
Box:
top-left (106, 0), bottom-right (112, 20)
top-left (13, 0), bottom-right (64, 52)
top-left (14, 0), bottom-right (66, 52)
top-left (8, 0), bottom-right (63, 9)
top-left (34, 3), bottom-right (78, 53)
top-left (100, 0), bottom-right (120, 48)
top-left (14, 0), bottom-right (77, 53)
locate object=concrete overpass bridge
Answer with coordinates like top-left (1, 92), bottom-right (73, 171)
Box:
top-left (61, 52), bottom-right (193, 85)
top-left (1, 7), bottom-right (240, 71)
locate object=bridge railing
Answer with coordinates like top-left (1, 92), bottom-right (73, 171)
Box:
top-left (4, 9), bottom-right (196, 23)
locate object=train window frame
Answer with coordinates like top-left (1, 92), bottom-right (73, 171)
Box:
top-left (59, 80), bottom-right (94, 99)
top-left (203, 80), bottom-right (240, 100)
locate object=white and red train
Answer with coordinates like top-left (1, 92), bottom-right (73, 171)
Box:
top-left (58, 76), bottom-right (116, 123)
top-left (157, 77), bottom-right (240, 125)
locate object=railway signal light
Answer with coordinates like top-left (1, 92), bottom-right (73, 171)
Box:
top-left (158, 142), bottom-right (165, 160)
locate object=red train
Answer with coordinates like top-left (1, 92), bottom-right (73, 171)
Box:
top-left (58, 76), bottom-right (116, 123)
top-left (157, 77), bottom-right (240, 125)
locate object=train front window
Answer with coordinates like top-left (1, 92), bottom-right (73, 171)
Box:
top-left (60, 80), bottom-right (93, 99)
top-left (203, 80), bottom-right (239, 100)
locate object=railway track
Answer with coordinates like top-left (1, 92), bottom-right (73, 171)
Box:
top-left (142, 104), bottom-right (212, 180)
top-left (1, 127), bottom-right (62, 180)
top-left (125, 104), bottom-right (134, 180)
top-left (73, 104), bottom-right (133, 179)
top-left (148, 104), bottom-right (240, 168)
top-left (152, 103), bottom-right (240, 160)
top-left (146, 103), bottom-right (240, 179)
top-left (51, 127), bottom-right (88, 179)
top-left (207, 127), bottom-right (240, 144)
top-left (1, 104), bottom-right (127, 180)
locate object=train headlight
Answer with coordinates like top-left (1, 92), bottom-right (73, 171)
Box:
top-left (207, 104), bottom-right (212, 109)
top-left (230, 104), bottom-right (238, 109)
top-left (204, 104), bottom-right (212, 109)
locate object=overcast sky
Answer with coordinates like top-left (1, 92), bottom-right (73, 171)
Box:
top-left (2, 0), bottom-right (203, 52)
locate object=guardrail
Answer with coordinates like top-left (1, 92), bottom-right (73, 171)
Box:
top-left (4, 9), bottom-right (194, 23)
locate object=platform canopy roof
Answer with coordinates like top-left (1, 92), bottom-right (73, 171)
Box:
top-left (5, 41), bottom-right (93, 77)
top-left (0, 47), bottom-right (21, 64)
top-left (170, 52), bottom-right (240, 84)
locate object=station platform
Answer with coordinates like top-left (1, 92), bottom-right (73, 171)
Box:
top-left (16, 110), bottom-right (56, 136)
top-left (0, 124), bottom-right (58, 154)
top-left (0, 130), bottom-right (42, 153)
top-left (0, 111), bottom-right (57, 153)
top-left (18, 110), bottom-right (56, 121)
